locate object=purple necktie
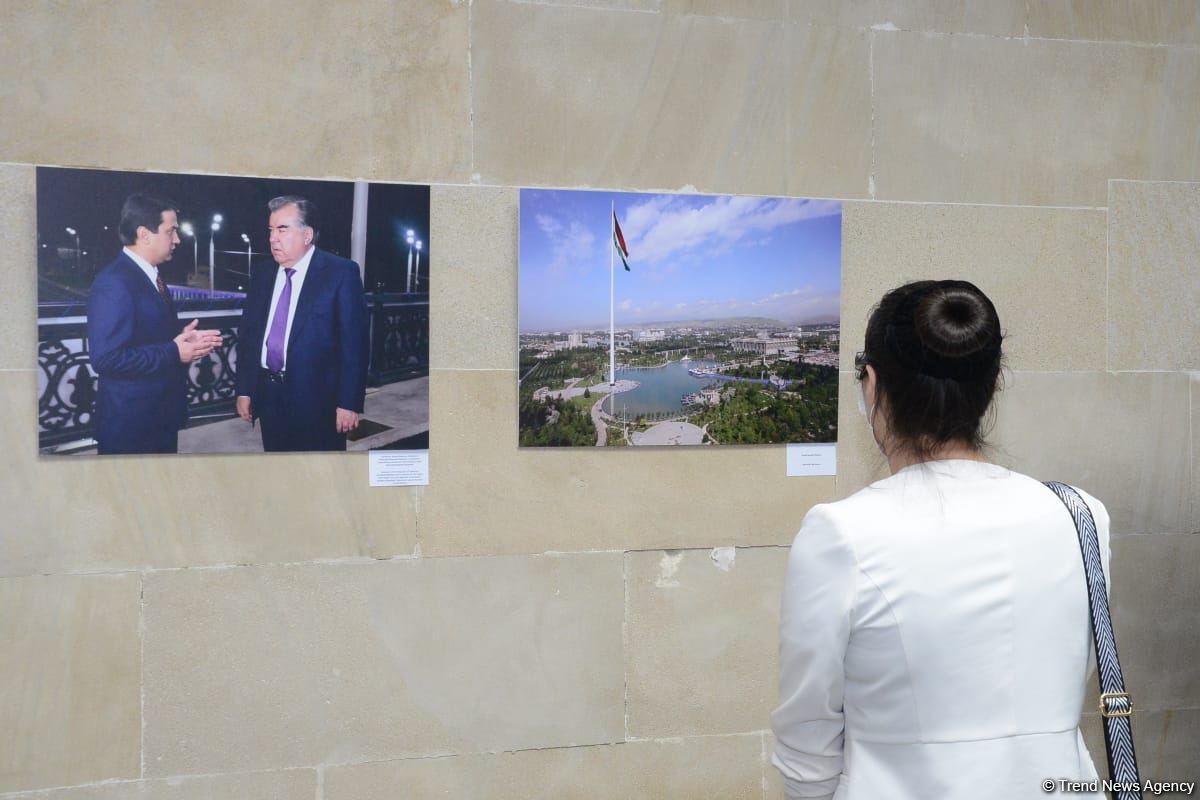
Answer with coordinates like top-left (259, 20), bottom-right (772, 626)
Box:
top-left (265, 268), bottom-right (295, 372)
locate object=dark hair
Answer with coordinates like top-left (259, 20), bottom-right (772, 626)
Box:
top-left (859, 279), bottom-right (1004, 461)
top-left (268, 195), bottom-right (320, 242)
top-left (118, 193), bottom-right (178, 246)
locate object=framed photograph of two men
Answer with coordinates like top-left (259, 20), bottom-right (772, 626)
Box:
top-left (36, 167), bottom-right (429, 456)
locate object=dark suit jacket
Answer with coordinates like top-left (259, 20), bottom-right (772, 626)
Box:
top-left (86, 252), bottom-right (188, 454)
top-left (235, 248), bottom-right (369, 449)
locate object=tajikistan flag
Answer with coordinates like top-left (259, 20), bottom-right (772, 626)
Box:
top-left (613, 211), bottom-right (630, 271)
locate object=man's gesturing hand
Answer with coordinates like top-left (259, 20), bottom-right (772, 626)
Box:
top-left (175, 319), bottom-right (223, 363)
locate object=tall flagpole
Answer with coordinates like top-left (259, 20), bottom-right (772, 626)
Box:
top-left (609, 201), bottom-right (616, 416)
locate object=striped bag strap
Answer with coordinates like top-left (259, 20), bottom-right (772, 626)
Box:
top-left (1044, 481), bottom-right (1142, 800)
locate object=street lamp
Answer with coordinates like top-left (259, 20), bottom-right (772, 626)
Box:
top-left (208, 216), bottom-right (222, 293)
top-left (65, 227), bottom-right (80, 272)
top-left (241, 233), bottom-right (252, 274)
top-left (180, 222), bottom-right (197, 278)
top-left (414, 240), bottom-right (422, 292)
top-left (405, 229), bottom-right (415, 293)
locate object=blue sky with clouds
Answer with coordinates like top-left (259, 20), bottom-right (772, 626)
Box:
top-left (519, 189), bottom-right (841, 332)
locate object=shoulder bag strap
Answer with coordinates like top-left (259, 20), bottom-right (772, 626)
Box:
top-left (1044, 481), bottom-right (1142, 800)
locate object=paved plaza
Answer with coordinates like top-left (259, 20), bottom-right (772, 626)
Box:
top-left (178, 376), bottom-right (428, 453)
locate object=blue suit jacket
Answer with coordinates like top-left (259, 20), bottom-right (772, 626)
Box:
top-left (86, 252), bottom-right (188, 453)
top-left (235, 248), bottom-right (369, 447)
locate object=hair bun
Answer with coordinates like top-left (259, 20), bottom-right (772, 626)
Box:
top-left (885, 280), bottom-right (1002, 380)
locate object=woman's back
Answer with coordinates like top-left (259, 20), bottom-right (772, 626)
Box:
top-left (772, 459), bottom-right (1109, 800)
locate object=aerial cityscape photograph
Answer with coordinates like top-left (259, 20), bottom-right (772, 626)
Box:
top-left (518, 188), bottom-right (842, 448)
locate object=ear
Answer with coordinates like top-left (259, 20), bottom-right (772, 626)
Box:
top-left (304, 227), bottom-right (314, 247)
top-left (863, 364), bottom-right (878, 408)
top-left (136, 225), bottom-right (152, 244)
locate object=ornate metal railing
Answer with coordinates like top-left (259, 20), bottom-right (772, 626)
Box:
top-left (368, 292), bottom-right (430, 385)
top-left (38, 305), bottom-right (244, 451)
top-left (38, 290), bottom-right (428, 452)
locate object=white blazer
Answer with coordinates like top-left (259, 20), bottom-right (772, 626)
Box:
top-left (771, 460), bottom-right (1110, 800)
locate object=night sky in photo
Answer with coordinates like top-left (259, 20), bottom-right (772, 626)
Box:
top-left (36, 167), bottom-right (430, 299)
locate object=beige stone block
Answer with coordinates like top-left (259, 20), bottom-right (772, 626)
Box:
top-left (1107, 181), bottom-right (1200, 371)
top-left (0, 164), bottom-right (35, 370)
top-left (1107, 534), bottom-right (1200, 711)
top-left (419, 369), bottom-right (834, 556)
top-left (1027, 0), bottom-right (1200, 45)
top-left (0, 371), bottom-right (418, 577)
top-left (1081, 708), bottom-right (1200, 782)
top-left (9, 770), bottom-right (317, 800)
top-left (142, 554), bottom-right (624, 775)
top-left (518, 0), bottom-right (661, 10)
top-left (359, 4), bottom-right (472, 182)
top-left (841, 201), bottom-right (1106, 372)
top-left (625, 547), bottom-right (788, 736)
top-left (792, 0), bottom-right (1026, 36)
top-left (472, 2), bottom-right (870, 199)
top-left (429, 185), bottom-right (517, 370)
top-left (0, 574), bottom-right (139, 792)
top-left (872, 33), bottom-right (1200, 206)
top-left (663, 0), bottom-right (788, 20)
top-left (324, 734), bottom-right (764, 800)
top-left (990, 372), bottom-right (1192, 535)
top-left (1193, 373), bottom-right (1199, 534)
top-left (0, 2), bottom-right (470, 182)
top-left (784, 24), bottom-right (873, 197)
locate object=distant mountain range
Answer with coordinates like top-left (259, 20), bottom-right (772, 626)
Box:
top-left (522, 316), bottom-right (839, 334)
top-left (621, 316), bottom-right (839, 331)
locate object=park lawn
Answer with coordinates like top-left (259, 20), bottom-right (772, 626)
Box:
top-left (566, 392), bottom-right (602, 414)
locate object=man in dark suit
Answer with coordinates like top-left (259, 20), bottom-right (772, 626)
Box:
top-left (235, 195), bottom-right (368, 451)
top-left (86, 194), bottom-right (222, 455)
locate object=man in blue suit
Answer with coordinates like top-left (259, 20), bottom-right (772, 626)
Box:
top-left (87, 194), bottom-right (222, 454)
top-left (235, 195), bottom-right (368, 452)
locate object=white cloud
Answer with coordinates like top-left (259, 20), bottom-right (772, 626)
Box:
top-left (536, 213), bottom-right (596, 274)
top-left (619, 195), bottom-right (839, 266)
top-left (649, 286), bottom-right (839, 322)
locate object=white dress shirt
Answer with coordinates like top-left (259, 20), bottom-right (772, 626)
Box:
top-left (123, 247), bottom-right (161, 291)
top-left (772, 460), bottom-right (1110, 800)
top-left (259, 246), bottom-right (315, 370)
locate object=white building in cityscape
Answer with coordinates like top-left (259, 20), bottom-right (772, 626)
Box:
top-left (801, 350), bottom-right (839, 368)
top-left (732, 337), bottom-right (798, 356)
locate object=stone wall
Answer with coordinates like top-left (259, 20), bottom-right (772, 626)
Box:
top-left (1, 1), bottom-right (1197, 796)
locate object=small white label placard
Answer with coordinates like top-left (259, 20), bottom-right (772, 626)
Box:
top-left (369, 450), bottom-right (429, 487)
top-left (786, 443), bottom-right (836, 477)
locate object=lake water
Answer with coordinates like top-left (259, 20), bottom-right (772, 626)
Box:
top-left (604, 360), bottom-right (720, 417)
